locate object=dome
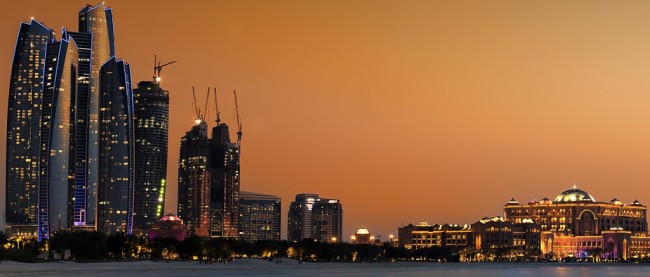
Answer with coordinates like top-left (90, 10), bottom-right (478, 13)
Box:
top-left (160, 213), bottom-right (184, 224)
top-left (506, 198), bottom-right (519, 205)
top-left (610, 198), bottom-right (622, 205)
top-left (539, 197), bottom-right (553, 205)
top-left (356, 228), bottom-right (370, 235)
top-left (554, 185), bottom-right (596, 203)
top-left (632, 199), bottom-right (643, 206)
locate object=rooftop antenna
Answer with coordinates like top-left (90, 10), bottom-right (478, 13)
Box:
top-left (153, 54), bottom-right (176, 84)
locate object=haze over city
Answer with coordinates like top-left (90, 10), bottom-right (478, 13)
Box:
top-left (4, 0), bottom-right (650, 239)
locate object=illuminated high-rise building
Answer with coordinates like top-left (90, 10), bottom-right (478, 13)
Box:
top-left (5, 19), bottom-right (53, 238)
top-left (38, 31), bottom-right (79, 240)
top-left (177, 120), bottom-right (212, 237)
top-left (288, 194), bottom-right (343, 242)
top-left (77, 3), bottom-right (116, 226)
top-left (311, 199), bottom-right (343, 242)
top-left (65, 30), bottom-right (92, 227)
top-left (287, 193), bottom-right (320, 241)
top-left (96, 57), bottom-right (135, 235)
top-left (133, 81), bottom-right (169, 231)
top-left (238, 191), bottom-right (281, 242)
top-left (177, 91), bottom-right (242, 238)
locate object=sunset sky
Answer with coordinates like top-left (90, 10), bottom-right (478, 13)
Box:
top-left (3, 1), bottom-right (650, 239)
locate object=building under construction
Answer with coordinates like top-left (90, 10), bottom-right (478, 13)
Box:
top-left (177, 88), bottom-right (242, 238)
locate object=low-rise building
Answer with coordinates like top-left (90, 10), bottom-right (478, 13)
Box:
top-left (148, 214), bottom-right (190, 241)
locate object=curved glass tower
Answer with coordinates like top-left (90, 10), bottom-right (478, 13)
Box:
top-left (97, 57), bottom-right (135, 235)
top-left (78, 3), bottom-right (115, 226)
top-left (5, 20), bottom-right (53, 237)
top-left (38, 32), bottom-right (79, 240)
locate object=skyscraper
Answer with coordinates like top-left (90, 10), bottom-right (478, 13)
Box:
top-left (288, 194), bottom-right (343, 242)
top-left (177, 120), bottom-right (211, 237)
top-left (97, 57), bottom-right (135, 235)
top-left (6, 4), bottom-right (134, 239)
top-left (287, 193), bottom-right (320, 241)
top-left (133, 81), bottom-right (169, 231)
top-left (177, 91), bottom-right (242, 238)
top-left (238, 191), bottom-right (281, 242)
top-left (210, 122), bottom-right (241, 238)
top-left (38, 31), bottom-right (79, 239)
top-left (78, 3), bottom-right (116, 226)
top-left (5, 19), bottom-right (53, 238)
top-left (65, 30), bottom-right (92, 227)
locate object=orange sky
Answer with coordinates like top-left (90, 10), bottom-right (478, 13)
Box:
top-left (3, 1), bottom-right (650, 239)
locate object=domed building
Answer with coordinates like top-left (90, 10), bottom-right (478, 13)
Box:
top-left (352, 227), bottom-right (372, 244)
top-left (148, 213), bottom-right (191, 241)
top-left (504, 185), bottom-right (650, 260)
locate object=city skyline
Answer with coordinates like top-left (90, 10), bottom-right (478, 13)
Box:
top-left (5, 1), bottom-right (650, 239)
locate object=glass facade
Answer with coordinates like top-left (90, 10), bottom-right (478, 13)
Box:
top-left (66, 31), bottom-right (92, 227)
top-left (5, 20), bottom-right (53, 235)
top-left (38, 34), bottom-right (79, 240)
top-left (97, 57), bottom-right (135, 235)
top-left (78, 3), bottom-right (116, 226)
top-left (133, 81), bottom-right (169, 230)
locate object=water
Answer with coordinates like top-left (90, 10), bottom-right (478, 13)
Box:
top-left (0, 260), bottom-right (646, 276)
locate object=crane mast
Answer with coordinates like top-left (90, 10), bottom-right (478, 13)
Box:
top-left (153, 54), bottom-right (177, 84)
top-left (233, 90), bottom-right (242, 148)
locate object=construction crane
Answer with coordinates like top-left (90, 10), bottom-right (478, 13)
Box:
top-left (191, 86), bottom-right (201, 123)
top-left (204, 87), bottom-right (210, 123)
top-left (233, 90), bottom-right (242, 148)
top-left (153, 54), bottom-right (176, 84)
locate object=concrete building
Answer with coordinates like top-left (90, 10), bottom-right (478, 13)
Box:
top-left (288, 194), bottom-right (343, 242)
top-left (238, 191), bottom-right (281, 242)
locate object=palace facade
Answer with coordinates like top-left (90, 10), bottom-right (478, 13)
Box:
top-left (504, 186), bottom-right (650, 259)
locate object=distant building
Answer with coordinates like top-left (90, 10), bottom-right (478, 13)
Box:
top-left (408, 221), bottom-right (474, 249)
top-left (397, 223), bottom-right (417, 247)
top-left (5, 19), bottom-right (53, 239)
top-left (505, 186), bottom-right (649, 259)
top-left (312, 199), bottom-right (343, 242)
top-left (288, 194), bottom-right (343, 242)
top-left (177, 120), bottom-right (211, 237)
top-left (472, 216), bottom-right (541, 254)
top-left (209, 122), bottom-right (241, 238)
top-left (133, 81), bottom-right (169, 231)
top-left (288, 193), bottom-right (320, 241)
top-left (238, 191), bottom-right (281, 242)
top-left (351, 227), bottom-right (373, 244)
top-left (148, 213), bottom-right (190, 241)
